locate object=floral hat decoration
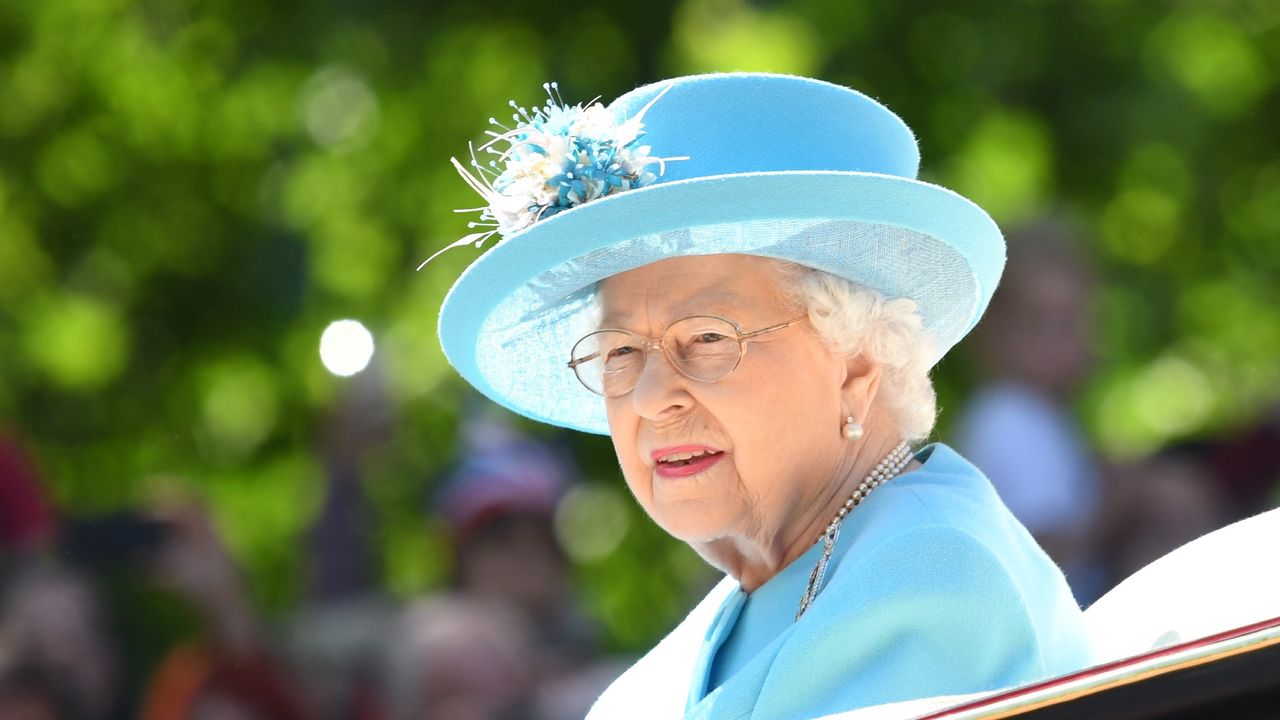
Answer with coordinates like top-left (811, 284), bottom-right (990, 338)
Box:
top-left (431, 72), bottom-right (1005, 435)
top-left (422, 82), bottom-right (685, 266)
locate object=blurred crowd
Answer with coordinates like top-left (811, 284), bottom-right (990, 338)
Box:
top-left (0, 406), bottom-right (625, 720)
top-left (3, 217), bottom-right (1279, 720)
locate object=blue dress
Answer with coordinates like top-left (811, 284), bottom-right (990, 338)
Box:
top-left (587, 443), bottom-right (1095, 720)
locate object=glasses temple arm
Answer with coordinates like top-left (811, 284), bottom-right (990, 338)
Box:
top-left (567, 351), bottom-right (601, 369)
top-left (738, 315), bottom-right (808, 340)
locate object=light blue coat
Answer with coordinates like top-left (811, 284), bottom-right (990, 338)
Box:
top-left (588, 443), bottom-right (1095, 720)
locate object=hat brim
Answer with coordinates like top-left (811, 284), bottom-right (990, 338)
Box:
top-left (438, 170), bottom-right (1004, 435)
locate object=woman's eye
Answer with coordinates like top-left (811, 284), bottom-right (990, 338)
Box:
top-left (606, 345), bottom-right (638, 359)
top-left (695, 332), bottom-right (729, 343)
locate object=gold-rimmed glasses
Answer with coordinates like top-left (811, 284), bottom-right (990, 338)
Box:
top-left (567, 314), bottom-right (808, 397)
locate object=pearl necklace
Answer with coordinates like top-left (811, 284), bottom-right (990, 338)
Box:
top-left (796, 441), bottom-right (913, 620)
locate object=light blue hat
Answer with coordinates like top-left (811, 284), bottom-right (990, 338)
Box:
top-left (436, 72), bottom-right (1005, 435)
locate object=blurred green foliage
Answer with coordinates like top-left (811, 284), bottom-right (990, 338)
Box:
top-left (1, 0), bottom-right (1278, 651)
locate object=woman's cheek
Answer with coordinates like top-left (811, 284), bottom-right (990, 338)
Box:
top-left (613, 442), bottom-right (651, 506)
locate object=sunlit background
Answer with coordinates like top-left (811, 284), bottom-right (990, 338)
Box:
top-left (1, 0), bottom-right (1278, 663)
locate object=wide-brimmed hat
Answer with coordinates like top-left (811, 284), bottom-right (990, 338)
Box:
top-left (436, 72), bottom-right (1005, 435)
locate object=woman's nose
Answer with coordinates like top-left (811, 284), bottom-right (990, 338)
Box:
top-left (629, 343), bottom-right (691, 421)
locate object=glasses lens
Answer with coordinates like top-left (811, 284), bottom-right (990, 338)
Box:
top-left (570, 330), bottom-right (645, 396)
top-left (665, 316), bottom-right (742, 381)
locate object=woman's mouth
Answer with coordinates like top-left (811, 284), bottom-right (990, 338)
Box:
top-left (651, 446), bottom-right (725, 478)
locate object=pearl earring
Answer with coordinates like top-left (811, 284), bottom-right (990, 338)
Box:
top-left (842, 416), bottom-right (864, 441)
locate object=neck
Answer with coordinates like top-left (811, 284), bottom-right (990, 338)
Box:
top-left (697, 425), bottom-right (911, 593)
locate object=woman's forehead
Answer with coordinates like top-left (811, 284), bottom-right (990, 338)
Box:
top-left (598, 254), bottom-right (786, 324)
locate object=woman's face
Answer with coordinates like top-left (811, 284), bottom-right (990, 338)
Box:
top-left (597, 254), bottom-right (849, 548)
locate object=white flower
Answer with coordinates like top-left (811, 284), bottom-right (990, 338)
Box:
top-left (570, 104), bottom-right (618, 140)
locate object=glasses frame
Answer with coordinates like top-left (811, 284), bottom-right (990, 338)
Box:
top-left (567, 314), bottom-right (808, 397)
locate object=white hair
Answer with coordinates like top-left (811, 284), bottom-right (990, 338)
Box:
top-left (769, 259), bottom-right (940, 441)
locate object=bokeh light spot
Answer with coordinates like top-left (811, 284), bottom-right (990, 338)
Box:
top-left (1148, 9), bottom-right (1267, 118)
top-left (946, 110), bottom-right (1051, 223)
top-left (198, 355), bottom-right (280, 459)
top-left (301, 65), bottom-right (380, 150)
top-left (670, 0), bottom-right (821, 75)
top-left (1092, 353), bottom-right (1217, 458)
top-left (1101, 186), bottom-right (1180, 265)
top-left (555, 484), bottom-right (631, 563)
top-left (36, 125), bottom-right (118, 207)
top-left (320, 319), bottom-right (375, 377)
top-left (0, 208), bottom-right (53, 305)
top-left (1131, 355), bottom-right (1214, 437)
top-left (20, 293), bottom-right (130, 390)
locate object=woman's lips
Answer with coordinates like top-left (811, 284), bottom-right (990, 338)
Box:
top-left (655, 452), bottom-right (723, 478)
top-left (651, 445), bottom-right (725, 478)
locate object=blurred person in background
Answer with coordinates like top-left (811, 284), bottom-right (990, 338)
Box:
top-left (1207, 402), bottom-right (1280, 521)
top-left (1, 432), bottom-right (127, 720)
top-left (306, 368), bottom-right (394, 604)
top-left (0, 563), bottom-right (124, 720)
top-left (1102, 443), bottom-right (1231, 583)
top-left (0, 433), bottom-right (57, 559)
top-left (955, 217), bottom-right (1107, 603)
top-left (385, 414), bottom-right (611, 720)
top-left (381, 595), bottom-right (537, 720)
top-left (0, 663), bottom-right (75, 720)
top-left (434, 416), bottom-right (594, 669)
top-left (285, 369), bottom-right (396, 720)
top-left (137, 503), bottom-right (308, 720)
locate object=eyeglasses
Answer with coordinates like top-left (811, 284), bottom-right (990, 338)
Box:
top-left (567, 314), bottom-right (808, 397)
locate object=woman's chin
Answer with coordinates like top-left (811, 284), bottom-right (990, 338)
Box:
top-left (650, 504), bottom-right (739, 545)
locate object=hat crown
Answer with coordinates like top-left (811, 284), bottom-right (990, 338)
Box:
top-left (609, 73), bottom-right (921, 185)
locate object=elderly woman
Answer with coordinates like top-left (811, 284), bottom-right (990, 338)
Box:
top-left (433, 73), bottom-right (1095, 719)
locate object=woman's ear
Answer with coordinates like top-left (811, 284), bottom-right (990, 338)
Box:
top-left (839, 353), bottom-right (882, 424)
